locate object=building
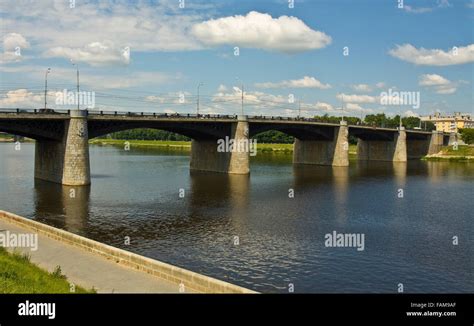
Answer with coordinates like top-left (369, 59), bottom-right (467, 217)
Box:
top-left (421, 112), bottom-right (473, 133)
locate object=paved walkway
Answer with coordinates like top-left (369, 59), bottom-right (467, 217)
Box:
top-left (0, 219), bottom-right (191, 293)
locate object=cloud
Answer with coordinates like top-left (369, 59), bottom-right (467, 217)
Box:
top-left (45, 41), bottom-right (130, 66)
top-left (401, 0), bottom-right (451, 14)
top-left (191, 11), bottom-right (331, 53)
top-left (255, 76), bottom-right (331, 89)
top-left (419, 74), bottom-right (458, 94)
top-left (1, 1), bottom-right (204, 66)
top-left (404, 110), bottom-right (419, 117)
top-left (336, 93), bottom-right (377, 103)
top-left (1, 33), bottom-right (30, 63)
top-left (0, 89), bottom-right (42, 107)
top-left (389, 44), bottom-right (474, 66)
top-left (419, 74), bottom-right (450, 86)
top-left (351, 84), bottom-right (373, 92)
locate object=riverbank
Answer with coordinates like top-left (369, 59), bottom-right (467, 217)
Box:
top-left (423, 145), bottom-right (474, 162)
top-left (0, 210), bottom-right (256, 294)
top-left (0, 247), bottom-right (93, 293)
top-left (89, 138), bottom-right (359, 155)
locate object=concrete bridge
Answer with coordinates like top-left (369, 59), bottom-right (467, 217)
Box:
top-left (0, 109), bottom-right (450, 186)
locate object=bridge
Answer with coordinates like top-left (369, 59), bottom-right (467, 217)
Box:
top-left (0, 109), bottom-right (450, 186)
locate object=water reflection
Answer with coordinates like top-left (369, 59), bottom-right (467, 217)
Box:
top-left (34, 179), bottom-right (90, 234)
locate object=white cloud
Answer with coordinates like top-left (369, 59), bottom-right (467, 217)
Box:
top-left (45, 41), bottom-right (130, 66)
top-left (255, 76), bottom-right (331, 89)
top-left (402, 0), bottom-right (451, 14)
top-left (389, 44), bottom-right (474, 66)
top-left (3, 33), bottom-right (30, 50)
top-left (419, 74), bottom-right (458, 94)
top-left (375, 82), bottom-right (386, 89)
top-left (217, 84), bottom-right (227, 92)
top-left (336, 93), bottom-right (377, 103)
top-left (351, 84), bottom-right (373, 92)
top-left (419, 74), bottom-right (450, 86)
top-left (191, 11), bottom-right (331, 53)
top-left (1, 33), bottom-right (30, 63)
top-left (404, 110), bottom-right (419, 117)
top-left (0, 89), bottom-right (42, 107)
top-left (1, 1), bottom-right (204, 66)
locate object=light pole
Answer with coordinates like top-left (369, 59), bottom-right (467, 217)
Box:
top-left (44, 68), bottom-right (51, 109)
top-left (71, 60), bottom-right (80, 110)
top-left (197, 82), bottom-right (204, 116)
top-left (298, 95), bottom-right (304, 119)
top-left (236, 77), bottom-right (244, 116)
top-left (341, 93), bottom-right (345, 123)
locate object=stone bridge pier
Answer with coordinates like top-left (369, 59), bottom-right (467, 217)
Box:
top-left (293, 121), bottom-right (349, 167)
top-left (356, 127), bottom-right (407, 162)
top-left (35, 110), bottom-right (91, 186)
top-left (190, 115), bottom-right (250, 174)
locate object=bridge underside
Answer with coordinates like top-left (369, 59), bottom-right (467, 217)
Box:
top-left (0, 112), bottom-right (445, 185)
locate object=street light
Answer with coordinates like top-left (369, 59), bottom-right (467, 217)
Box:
top-left (71, 60), bottom-right (80, 110)
top-left (236, 77), bottom-right (244, 116)
top-left (298, 95), bottom-right (305, 119)
top-left (44, 68), bottom-right (51, 109)
top-left (340, 93), bottom-right (345, 123)
top-left (197, 82), bottom-right (204, 116)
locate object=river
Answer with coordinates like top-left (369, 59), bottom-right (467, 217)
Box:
top-left (0, 143), bottom-right (472, 293)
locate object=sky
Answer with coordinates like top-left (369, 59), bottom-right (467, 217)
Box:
top-left (0, 0), bottom-right (473, 118)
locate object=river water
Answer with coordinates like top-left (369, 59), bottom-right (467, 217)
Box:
top-left (0, 143), bottom-right (472, 293)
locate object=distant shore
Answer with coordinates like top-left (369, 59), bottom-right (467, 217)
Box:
top-left (2, 138), bottom-right (472, 161)
top-left (89, 138), bottom-right (359, 155)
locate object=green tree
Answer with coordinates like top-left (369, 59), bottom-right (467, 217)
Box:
top-left (459, 128), bottom-right (474, 144)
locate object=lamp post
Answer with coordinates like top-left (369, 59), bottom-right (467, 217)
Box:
top-left (197, 82), bottom-right (204, 116)
top-left (236, 77), bottom-right (244, 116)
top-left (71, 60), bottom-right (80, 110)
top-left (341, 93), bottom-right (345, 123)
top-left (44, 68), bottom-right (51, 109)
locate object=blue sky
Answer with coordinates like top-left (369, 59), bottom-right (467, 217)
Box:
top-left (0, 0), bottom-right (473, 117)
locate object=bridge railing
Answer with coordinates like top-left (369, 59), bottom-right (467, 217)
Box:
top-left (0, 108), bottom-right (431, 132)
top-left (0, 108), bottom-right (71, 115)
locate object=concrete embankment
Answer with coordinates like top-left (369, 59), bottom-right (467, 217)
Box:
top-left (0, 210), bottom-right (256, 294)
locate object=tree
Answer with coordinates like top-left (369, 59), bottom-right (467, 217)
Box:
top-left (459, 128), bottom-right (474, 144)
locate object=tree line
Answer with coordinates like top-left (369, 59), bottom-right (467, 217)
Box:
top-left (107, 114), bottom-right (436, 144)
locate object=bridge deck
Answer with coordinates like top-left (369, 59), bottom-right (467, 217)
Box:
top-left (0, 109), bottom-right (434, 135)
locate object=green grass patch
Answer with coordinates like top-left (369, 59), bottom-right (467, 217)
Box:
top-left (0, 247), bottom-right (94, 293)
top-left (438, 145), bottom-right (474, 156)
top-left (90, 139), bottom-right (191, 149)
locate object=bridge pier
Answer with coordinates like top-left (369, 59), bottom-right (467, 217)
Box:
top-left (357, 127), bottom-right (407, 162)
top-left (190, 116), bottom-right (250, 174)
top-left (293, 121), bottom-right (349, 166)
top-left (428, 131), bottom-right (444, 154)
top-left (35, 110), bottom-right (90, 186)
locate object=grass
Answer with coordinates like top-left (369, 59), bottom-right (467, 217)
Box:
top-left (89, 139), bottom-right (191, 149)
top-left (89, 139), bottom-right (359, 155)
top-left (0, 247), bottom-right (94, 293)
top-left (423, 145), bottom-right (474, 162)
top-left (437, 145), bottom-right (474, 156)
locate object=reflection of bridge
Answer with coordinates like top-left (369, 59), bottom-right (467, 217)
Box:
top-left (0, 109), bottom-right (450, 186)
